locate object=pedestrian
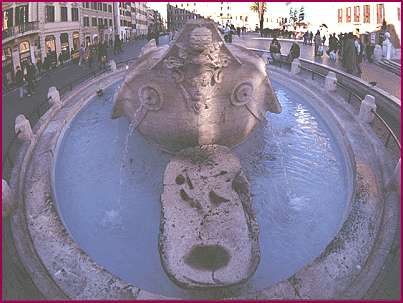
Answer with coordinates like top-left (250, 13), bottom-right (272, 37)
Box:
top-left (36, 57), bottom-right (42, 74)
top-left (25, 62), bottom-right (35, 97)
top-left (287, 42), bottom-right (300, 62)
top-left (79, 44), bottom-right (85, 66)
top-left (314, 30), bottom-right (323, 56)
top-left (269, 37), bottom-right (281, 64)
top-left (58, 52), bottom-right (64, 67)
top-left (309, 31), bottom-right (313, 45)
top-left (15, 66), bottom-right (25, 99)
top-left (354, 35), bottom-right (363, 76)
top-left (303, 31), bottom-right (308, 45)
top-left (343, 32), bottom-right (358, 75)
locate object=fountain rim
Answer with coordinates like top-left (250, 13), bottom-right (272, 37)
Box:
top-left (9, 67), bottom-right (399, 300)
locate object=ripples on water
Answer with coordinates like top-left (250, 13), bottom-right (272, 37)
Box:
top-left (54, 80), bottom-right (348, 298)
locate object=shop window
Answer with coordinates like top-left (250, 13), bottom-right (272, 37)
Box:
top-left (60, 33), bottom-right (70, 59)
top-left (2, 8), bottom-right (14, 30)
top-left (73, 31), bottom-right (80, 50)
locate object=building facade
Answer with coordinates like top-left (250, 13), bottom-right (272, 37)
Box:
top-left (80, 2), bottom-right (114, 47)
top-left (2, 2), bottom-right (81, 85)
top-left (167, 3), bottom-right (203, 31)
top-left (133, 2), bottom-right (148, 36)
top-left (334, 2), bottom-right (401, 47)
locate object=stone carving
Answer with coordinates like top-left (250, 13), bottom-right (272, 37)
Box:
top-left (160, 145), bottom-right (260, 288)
top-left (112, 19), bottom-right (281, 289)
top-left (112, 19), bottom-right (281, 153)
top-left (2, 179), bottom-right (13, 218)
top-left (15, 114), bottom-right (34, 142)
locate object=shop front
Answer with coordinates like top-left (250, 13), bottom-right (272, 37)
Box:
top-left (2, 47), bottom-right (14, 88)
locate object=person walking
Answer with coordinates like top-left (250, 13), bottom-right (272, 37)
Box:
top-left (309, 31), bottom-right (313, 45)
top-left (269, 37), bottom-right (282, 64)
top-left (25, 62), bottom-right (35, 97)
top-left (314, 30), bottom-right (323, 56)
top-left (78, 44), bottom-right (85, 66)
top-left (15, 66), bottom-right (25, 99)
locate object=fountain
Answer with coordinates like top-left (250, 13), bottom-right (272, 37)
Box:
top-left (5, 20), bottom-right (400, 300)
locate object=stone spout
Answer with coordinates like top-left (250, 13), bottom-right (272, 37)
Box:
top-left (160, 145), bottom-right (260, 288)
top-left (112, 19), bottom-right (281, 153)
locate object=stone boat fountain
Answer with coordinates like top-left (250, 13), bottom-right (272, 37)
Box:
top-left (111, 21), bottom-right (281, 288)
top-left (5, 20), bottom-right (400, 300)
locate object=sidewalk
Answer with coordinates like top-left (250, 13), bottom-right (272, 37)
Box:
top-left (234, 35), bottom-right (401, 99)
top-left (2, 35), bottom-right (169, 163)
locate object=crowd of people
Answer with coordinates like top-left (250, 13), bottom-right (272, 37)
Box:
top-left (267, 29), bottom-right (380, 77)
top-left (11, 35), bottom-right (141, 98)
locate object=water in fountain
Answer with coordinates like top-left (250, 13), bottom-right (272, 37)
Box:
top-left (53, 79), bottom-right (349, 298)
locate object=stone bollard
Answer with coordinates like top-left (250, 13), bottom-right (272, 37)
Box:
top-left (325, 71), bottom-right (337, 92)
top-left (373, 45), bottom-right (382, 62)
top-left (140, 39), bottom-right (157, 56)
top-left (358, 95), bottom-right (376, 123)
top-left (47, 86), bottom-right (61, 107)
top-left (15, 114), bottom-right (34, 142)
top-left (290, 59), bottom-right (300, 75)
top-left (109, 60), bottom-right (117, 72)
top-left (2, 179), bottom-right (13, 218)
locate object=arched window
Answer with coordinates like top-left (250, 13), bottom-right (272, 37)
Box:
top-left (45, 35), bottom-right (56, 52)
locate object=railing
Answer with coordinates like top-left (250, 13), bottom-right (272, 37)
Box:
top-left (2, 21), bottom-right (40, 40)
top-left (2, 56), bottom-right (137, 180)
top-left (247, 47), bottom-right (401, 153)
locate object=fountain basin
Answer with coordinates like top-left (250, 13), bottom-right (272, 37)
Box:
top-left (8, 66), bottom-right (399, 300)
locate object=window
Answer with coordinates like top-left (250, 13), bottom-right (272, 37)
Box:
top-left (98, 18), bottom-right (103, 26)
top-left (60, 7), bottom-right (68, 22)
top-left (45, 6), bottom-right (55, 22)
top-left (98, 3), bottom-right (102, 11)
top-left (109, 19), bottom-right (112, 26)
top-left (353, 6), bottom-right (360, 22)
top-left (15, 5), bottom-right (29, 25)
top-left (103, 4), bottom-right (107, 11)
top-left (104, 18), bottom-right (107, 26)
top-left (108, 5), bottom-right (112, 13)
top-left (376, 4), bottom-right (385, 24)
top-left (338, 8), bottom-right (343, 23)
top-left (83, 16), bottom-right (89, 27)
top-left (363, 5), bottom-right (370, 23)
top-left (92, 17), bottom-right (97, 26)
top-left (346, 7), bottom-right (351, 23)
top-left (19, 41), bottom-right (30, 54)
top-left (91, 2), bottom-right (96, 10)
top-left (71, 8), bottom-right (78, 21)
